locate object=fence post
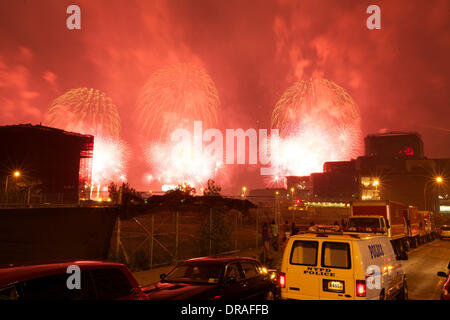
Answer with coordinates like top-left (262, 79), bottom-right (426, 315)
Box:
top-left (116, 216), bottom-right (121, 259)
top-left (150, 214), bottom-right (154, 269)
top-left (175, 211), bottom-right (179, 262)
top-left (256, 209), bottom-right (259, 249)
top-left (209, 207), bottom-right (212, 255)
top-left (234, 211), bottom-right (238, 250)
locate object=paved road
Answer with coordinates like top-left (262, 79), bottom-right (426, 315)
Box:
top-left (402, 239), bottom-right (450, 300)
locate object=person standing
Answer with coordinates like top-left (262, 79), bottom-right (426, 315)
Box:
top-left (261, 222), bottom-right (270, 264)
top-left (291, 222), bottom-right (298, 236)
top-left (270, 219), bottom-right (279, 251)
top-left (262, 222), bottom-right (270, 251)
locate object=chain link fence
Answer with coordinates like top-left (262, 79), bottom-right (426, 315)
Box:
top-left (110, 205), bottom-right (351, 271)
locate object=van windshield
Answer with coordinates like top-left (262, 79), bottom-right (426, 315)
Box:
top-left (347, 218), bottom-right (381, 232)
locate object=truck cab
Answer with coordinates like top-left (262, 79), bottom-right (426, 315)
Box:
top-left (346, 215), bottom-right (388, 234)
top-left (349, 200), bottom-right (409, 257)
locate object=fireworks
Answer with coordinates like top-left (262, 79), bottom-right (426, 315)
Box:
top-left (270, 78), bottom-right (362, 181)
top-left (92, 137), bottom-right (128, 185)
top-left (45, 88), bottom-right (126, 199)
top-left (137, 63), bottom-right (220, 141)
top-left (138, 63), bottom-right (221, 187)
top-left (46, 88), bottom-right (121, 139)
top-left (147, 140), bottom-right (222, 189)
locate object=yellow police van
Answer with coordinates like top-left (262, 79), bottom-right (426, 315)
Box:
top-left (279, 231), bottom-right (408, 300)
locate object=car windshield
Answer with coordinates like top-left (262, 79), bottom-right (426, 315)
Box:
top-left (163, 262), bottom-right (223, 284)
top-left (347, 218), bottom-right (381, 232)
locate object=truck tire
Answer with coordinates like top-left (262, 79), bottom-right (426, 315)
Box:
top-left (398, 280), bottom-right (408, 300)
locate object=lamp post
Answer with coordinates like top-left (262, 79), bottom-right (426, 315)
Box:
top-left (424, 176), bottom-right (443, 212)
top-left (5, 170), bottom-right (21, 204)
top-left (290, 187), bottom-right (295, 203)
top-left (241, 186), bottom-right (246, 198)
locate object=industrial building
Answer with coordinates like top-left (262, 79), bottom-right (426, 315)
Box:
top-left (0, 124), bottom-right (94, 205)
top-left (287, 132), bottom-right (450, 222)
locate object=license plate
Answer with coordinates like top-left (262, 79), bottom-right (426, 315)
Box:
top-left (328, 281), bottom-right (343, 291)
top-left (323, 279), bottom-right (345, 293)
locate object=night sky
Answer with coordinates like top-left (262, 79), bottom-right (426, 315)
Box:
top-left (0, 0), bottom-right (449, 194)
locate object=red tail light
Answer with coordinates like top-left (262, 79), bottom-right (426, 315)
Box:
top-left (279, 272), bottom-right (286, 288)
top-left (356, 280), bottom-right (366, 297)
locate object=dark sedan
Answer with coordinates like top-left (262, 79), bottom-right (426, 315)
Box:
top-left (437, 261), bottom-right (450, 300)
top-left (143, 257), bottom-right (279, 300)
top-left (0, 261), bottom-right (148, 300)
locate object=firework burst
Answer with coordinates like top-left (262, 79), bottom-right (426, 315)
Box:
top-left (146, 140), bottom-right (222, 190)
top-left (270, 78), bottom-right (362, 181)
top-left (46, 88), bottom-right (121, 139)
top-left (137, 63), bottom-right (220, 141)
top-left (92, 137), bottom-right (128, 186)
top-left (45, 88), bottom-right (126, 198)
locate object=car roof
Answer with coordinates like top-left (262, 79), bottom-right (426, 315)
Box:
top-left (182, 256), bottom-right (260, 264)
top-left (0, 260), bottom-right (126, 288)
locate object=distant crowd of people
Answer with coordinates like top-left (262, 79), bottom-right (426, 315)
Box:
top-left (261, 220), bottom-right (299, 254)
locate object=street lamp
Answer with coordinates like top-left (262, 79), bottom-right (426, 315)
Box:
top-left (242, 186), bottom-right (247, 198)
top-left (424, 176), bottom-right (444, 211)
top-left (5, 170), bottom-right (21, 192)
top-left (290, 187), bottom-right (294, 202)
top-left (5, 170), bottom-right (21, 204)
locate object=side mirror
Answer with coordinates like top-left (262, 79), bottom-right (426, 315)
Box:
top-left (160, 273), bottom-right (166, 280)
top-left (437, 271), bottom-right (448, 278)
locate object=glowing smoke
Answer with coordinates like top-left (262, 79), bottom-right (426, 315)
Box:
top-left (270, 78), bottom-right (362, 185)
top-left (138, 63), bottom-right (221, 188)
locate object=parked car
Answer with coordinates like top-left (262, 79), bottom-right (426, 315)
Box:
top-left (280, 231), bottom-right (408, 300)
top-left (439, 225), bottom-right (450, 240)
top-left (143, 256), bottom-right (280, 300)
top-left (437, 261), bottom-right (450, 300)
top-left (0, 261), bottom-right (147, 300)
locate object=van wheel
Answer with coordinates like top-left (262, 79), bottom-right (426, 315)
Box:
top-left (398, 281), bottom-right (408, 300)
top-left (379, 290), bottom-right (386, 301)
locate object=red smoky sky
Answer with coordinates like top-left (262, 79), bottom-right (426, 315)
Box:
top-left (0, 0), bottom-right (449, 194)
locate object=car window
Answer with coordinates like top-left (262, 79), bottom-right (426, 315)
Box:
top-left (225, 263), bottom-right (242, 281)
top-left (90, 268), bottom-right (134, 300)
top-left (0, 284), bottom-right (19, 300)
top-left (322, 242), bottom-right (351, 269)
top-left (164, 263), bottom-right (222, 284)
top-left (290, 241), bottom-right (318, 266)
top-left (20, 272), bottom-right (96, 300)
top-left (240, 262), bottom-right (259, 279)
